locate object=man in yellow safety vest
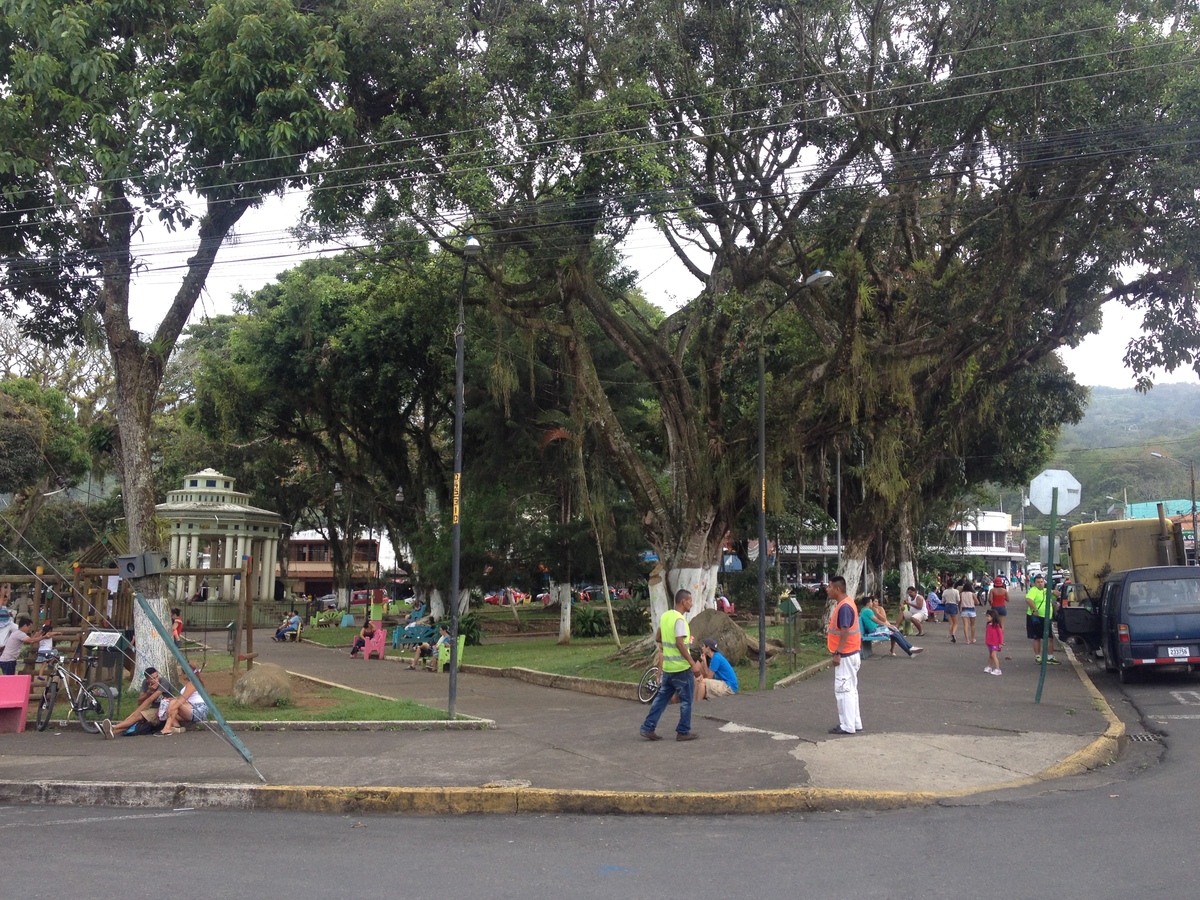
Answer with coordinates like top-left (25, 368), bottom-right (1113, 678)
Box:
top-left (640, 589), bottom-right (703, 742)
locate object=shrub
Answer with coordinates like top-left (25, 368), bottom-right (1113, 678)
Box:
top-left (571, 605), bottom-right (609, 638)
top-left (437, 611), bottom-right (484, 646)
top-left (613, 600), bottom-right (650, 636)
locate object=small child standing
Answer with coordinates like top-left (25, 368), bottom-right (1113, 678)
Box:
top-left (984, 608), bottom-right (1004, 675)
top-left (34, 621), bottom-right (62, 680)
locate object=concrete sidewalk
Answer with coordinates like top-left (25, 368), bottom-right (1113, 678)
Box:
top-left (0, 621), bottom-right (1123, 815)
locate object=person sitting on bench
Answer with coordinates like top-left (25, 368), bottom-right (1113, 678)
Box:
top-left (861, 597), bottom-right (923, 658)
top-left (273, 610), bottom-right (301, 641)
top-left (350, 621), bottom-right (377, 658)
top-left (408, 625), bottom-right (449, 670)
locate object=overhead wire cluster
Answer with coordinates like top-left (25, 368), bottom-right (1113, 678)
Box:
top-left (0, 22), bottom-right (1195, 289)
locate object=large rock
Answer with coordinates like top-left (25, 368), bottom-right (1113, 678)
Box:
top-left (688, 609), bottom-right (748, 663)
top-left (232, 662), bottom-right (292, 707)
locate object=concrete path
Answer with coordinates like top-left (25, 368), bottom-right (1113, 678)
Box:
top-left (0, 613), bottom-right (1122, 814)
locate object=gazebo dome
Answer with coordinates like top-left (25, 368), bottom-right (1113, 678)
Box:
top-left (157, 468), bottom-right (282, 603)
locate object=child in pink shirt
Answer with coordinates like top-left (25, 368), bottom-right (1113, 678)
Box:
top-left (984, 609), bottom-right (1004, 675)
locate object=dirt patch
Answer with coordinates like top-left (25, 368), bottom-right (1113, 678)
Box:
top-left (203, 670), bottom-right (340, 712)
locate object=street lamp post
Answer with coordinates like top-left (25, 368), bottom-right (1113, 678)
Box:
top-left (1151, 452), bottom-right (1197, 565)
top-left (448, 236), bottom-right (480, 719)
top-left (757, 270), bottom-right (834, 689)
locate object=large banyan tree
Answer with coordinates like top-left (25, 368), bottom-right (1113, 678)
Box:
top-left (310, 0), bottom-right (1200, 615)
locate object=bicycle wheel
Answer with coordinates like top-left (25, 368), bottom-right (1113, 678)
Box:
top-left (75, 683), bottom-right (113, 733)
top-left (35, 680), bottom-right (59, 732)
top-left (637, 665), bottom-right (660, 703)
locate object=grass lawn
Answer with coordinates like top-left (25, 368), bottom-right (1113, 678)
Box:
top-left (297, 627), bottom-right (358, 648)
top-left (108, 651), bottom-right (452, 722)
top-left (466, 629), bottom-right (829, 692)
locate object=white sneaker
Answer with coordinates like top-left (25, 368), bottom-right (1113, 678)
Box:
top-left (992, 669), bottom-right (1002, 675)
top-left (983, 666), bottom-right (993, 674)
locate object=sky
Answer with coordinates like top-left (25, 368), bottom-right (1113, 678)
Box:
top-left (129, 193), bottom-right (1197, 391)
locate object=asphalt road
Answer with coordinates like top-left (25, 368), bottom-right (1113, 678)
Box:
top-left (1, 658), bottom-right (1194, 900)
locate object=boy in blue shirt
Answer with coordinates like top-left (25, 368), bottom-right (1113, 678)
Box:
top-left (698, 638), bottom-right (738, 699)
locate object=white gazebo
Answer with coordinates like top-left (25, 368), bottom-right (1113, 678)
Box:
top-left (156, 468), bottom-right (283, 604)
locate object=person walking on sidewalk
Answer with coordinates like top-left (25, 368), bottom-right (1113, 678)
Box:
top-left (942, 578), bottom-right (961, 642)
top-left (1026, 574), bottom-right (1059, 664)
top-left (640, 589), bottom-right (702, 742)
top-left (959, 580), bottom-right (978, 643)
top-left (984, 609), bottom-right (1004, 675)
top-left (827, 577), bottom-right (862, 735)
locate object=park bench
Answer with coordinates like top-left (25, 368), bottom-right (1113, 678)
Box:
top-left (283, 622), bottom-right (303, 642)
top-left (393, 623), bottom-right (438, 650)
top-left (0, 675), bottom-right (32, 733)
top-left (359, 624), bottom-right (387, 660)
top-left (859, 618), bottom-right (894, 659)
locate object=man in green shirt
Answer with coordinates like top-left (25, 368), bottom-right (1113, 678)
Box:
top-left (1025, 574), bottom-right (1059, 664)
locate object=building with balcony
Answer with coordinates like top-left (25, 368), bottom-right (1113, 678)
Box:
top-left (281, 529), bottom-right (380, 598)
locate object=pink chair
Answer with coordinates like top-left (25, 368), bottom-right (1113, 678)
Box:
top-left (361, 623), bottom-right (387, 661)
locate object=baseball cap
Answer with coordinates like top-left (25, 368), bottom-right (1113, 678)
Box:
top-left (993, 576), bottom-right (1004, 587)
top-left (702, 638), bottom-right (718, 651)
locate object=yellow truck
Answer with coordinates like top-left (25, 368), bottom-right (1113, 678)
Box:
top-left (1057, 509), bottom-right (1199, 682)
top-left (1067, 514), bottom-right (1187, 601)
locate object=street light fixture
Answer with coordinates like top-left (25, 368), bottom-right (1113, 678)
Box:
top-left (448, 235), bottom-right (480, 719)
top-left (1150, 452), bottom-right (1197, 564)
top-left (757, 269), bottom-right (835, 689)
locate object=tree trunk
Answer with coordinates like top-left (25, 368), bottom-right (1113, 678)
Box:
top-left (838, 536), bottom-right (869, 599)
top-left (898, 507), bottom-right (917, 596)
top-left (648, 557), bottom-right (720, 623)
top-left (554, 582), bottom-right (571, 644)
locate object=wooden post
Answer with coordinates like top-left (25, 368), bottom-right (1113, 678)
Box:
top-left (243, 556), bottom-right (254, 670)
top-left (232, 566), bottom-right (245, 681)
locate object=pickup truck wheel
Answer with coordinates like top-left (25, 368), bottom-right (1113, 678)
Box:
top-left (1102, 644), bottom-right (1117, 673)
top-left (1118, 662), bottom-right (1136, 684)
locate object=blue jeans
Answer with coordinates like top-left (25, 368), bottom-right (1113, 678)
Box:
top-left (887, 627), bottom-right (916, 655)
top-left (641, 668), bottom-right (694, 735)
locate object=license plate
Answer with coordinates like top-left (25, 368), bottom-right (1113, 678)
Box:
top-left (1166, 646), bottom-right (1191, 659)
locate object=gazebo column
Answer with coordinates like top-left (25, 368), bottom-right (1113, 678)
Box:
top-left (185, 532), bottom-right (200, 601)
top-left (222, 533), bottom-right (236, 602)
top-left (169, 532), bottom-right (183, 601)
top-left (259, 536), bottom-right (277, 602)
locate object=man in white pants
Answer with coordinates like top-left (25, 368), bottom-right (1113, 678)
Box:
top-left (826, 576), bottom-right (862, 735)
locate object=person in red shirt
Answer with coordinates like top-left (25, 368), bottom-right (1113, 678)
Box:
top-left (988, 577), bottom-right (1008, 618)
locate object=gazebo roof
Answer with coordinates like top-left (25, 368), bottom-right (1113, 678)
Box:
top-left (156, 468), bottom-right (280, 523)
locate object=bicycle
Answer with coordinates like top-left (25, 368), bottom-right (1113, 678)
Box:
top-left (637, 663), bottom-right (660, 703)
top-left (34, 655), bottom-right (114, 733)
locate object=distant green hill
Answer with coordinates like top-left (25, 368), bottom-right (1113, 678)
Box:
top-left (995, 381), bottom-right (1200, 540)
top-left (1057, 382), bottom-right (1200, 451)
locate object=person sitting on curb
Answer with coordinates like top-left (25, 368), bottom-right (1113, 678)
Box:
top-left (861, 597), bottom-right (924, 658)
top-left (901, 586), bottom-right (928, 636)
top-left (695, 638), bottom-right (738, 700)
top-left (100, 667), bottom-right (177, 739)
top-left (158, 671), bottom-right (208, 736)
top-left (408, 625), bottom-right (450, 670)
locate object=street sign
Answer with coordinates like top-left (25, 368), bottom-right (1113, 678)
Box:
top-left (1029, 469), bottom-right (1081, 516)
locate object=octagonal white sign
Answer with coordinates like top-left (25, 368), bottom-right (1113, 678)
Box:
top-left (1029, 469), bottom-right (1081, 516)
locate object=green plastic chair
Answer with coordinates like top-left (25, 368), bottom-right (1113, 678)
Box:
top-left (435, 634), bottom-right (466, 672)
